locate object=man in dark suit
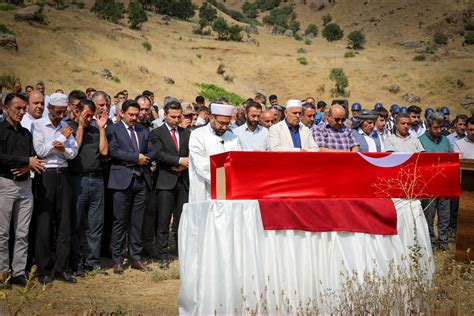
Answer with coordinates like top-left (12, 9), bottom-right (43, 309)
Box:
top-left (106, 100), bottom-right (157, 274)
top-left (150, 101), bottom-right (190, 269)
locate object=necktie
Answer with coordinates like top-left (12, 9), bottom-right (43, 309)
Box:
top-left (128, 126), bottom-right (139, 152)
top-left (171, 128), bottom-right (179, 152)
top-left (128, 126), bottom-right (142, 176)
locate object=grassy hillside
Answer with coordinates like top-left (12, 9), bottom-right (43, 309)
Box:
top-left (0, 0), bottom-right (473, 115)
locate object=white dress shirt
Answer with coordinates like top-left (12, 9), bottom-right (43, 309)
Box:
top-left (122, 120), bottom-right (140, 148)
top-left (358, 128), bottom-right (377, 152)
top-left (165, 122), bottom-right (180, 146)
top-left (233, 123), bottom-right (268, 151)
top-left (20, 113), bottom-right (35, 132)
top-left (32, 116), bottom-right (78, 168)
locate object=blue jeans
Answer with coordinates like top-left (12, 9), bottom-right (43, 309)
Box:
top-left (70, 175), bottom-right (104, 270)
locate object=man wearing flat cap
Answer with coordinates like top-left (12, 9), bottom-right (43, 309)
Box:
top-left (351, 110), bottom-right (384, 152)
top-left (31, 92), bottom-right (78, 284)
top-left (267, 99), bottom-right (319, 151)
top-left (188, 102), bottom-right (242, 202)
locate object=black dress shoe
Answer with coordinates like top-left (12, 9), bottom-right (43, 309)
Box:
top-left (74, 269), bottom-right (85, 278)
top-left (11, 275), bottom-right (28, 287)
top-left (159, 259), bottom-right (170, 270)
top-left (55, 272), bottom-right (77, 284)
top-left (38, 275), bottom-right (53, 285)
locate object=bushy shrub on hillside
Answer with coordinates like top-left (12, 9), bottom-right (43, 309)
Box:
top-left (465, 31), bottom-right (474, 45)
top-left (305, 24), bottom-right (318, 36)
top-left (288, 20), bottom-right (300, 33)
top-left (433, 32), bottom-right (448, 45)
top-left (212, 17), bottom-right (243, 42)
top-left (199, 1), bottom-right (217, 26)
top-left (0, 73), bottom-right (21, 89)
top-left (128, 1), bottom-right (148, 29)
top-left (464, 19), bottom-right (474, 31)
top-left (0, 24), bottom-right (14, 35)
top-left (141, 0), bottom-right (196, 20)
top-left (322, 13), bottom-right (332, 26)
top-left (242, 1), bottom-right (258, 18)
top-left (5, 0), bottom-right (24, 5)
top-left (263, 5), bottom-right (295, 29)
top-left (347, 30), bottom-right (365, 49)
top-left (255, 0), bottom-right (281, 11)
top-left (91, 0), bottom-right (125, 24)
top-left (196, 83), bottom-right (244, 105)
top-left (329, 68), bottom-right (348, 96)
top-left (322, 23), bottom-right (344, 42)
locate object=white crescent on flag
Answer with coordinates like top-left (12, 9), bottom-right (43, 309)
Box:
top-left (357, 152), bottom-right (414, 168)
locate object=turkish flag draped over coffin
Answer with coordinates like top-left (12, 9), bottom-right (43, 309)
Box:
top-left (210, 152), bottom-right (461, 200)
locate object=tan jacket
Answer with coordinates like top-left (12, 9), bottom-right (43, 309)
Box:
top-left (267, 120), bottom-right (319, 151)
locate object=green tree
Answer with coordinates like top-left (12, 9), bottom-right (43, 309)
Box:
top-left (433, 32), bottom-right (448, 45)
top-left (322, 13), bottom-right (332, 26)
top-left (91, 0), bottom-right (125, 24)
top-left (329, 68), bottom-right (348, 95)
top-left (322, 23), bottom-right (344, 42)
top-left (288, 20), bottom-right (300, 33)
top-left (305, 24), bottom-right (318, 36)
top-left (242, 1), bottom-right (258, 18)
top-left (154, 0), bottom-right (196, 20)
top-left (212, 17), bottom-right (229, 40)
top-left (199, 1), bottom-right (217, 26)
top-left (347, 30), bottom-right (365, 49)
top-left (262, 5), bottom-right (294, 29)
top-left (228, 24), bottom-right (243, 41)
top-left (128, 1), bottom-right (148, 29)
top-left (465, 31), bottom-right (474, 45)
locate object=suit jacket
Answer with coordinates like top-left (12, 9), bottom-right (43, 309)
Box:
top-left (106, 121), bottom-right (157, 190)
top-left (150, 124), bottom-right (190, 190)
top-left (267, 120), bottom-right (319, 151)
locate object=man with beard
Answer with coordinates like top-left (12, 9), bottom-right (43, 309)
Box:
top-left (418, 112), bottom-right (453, 251)
top-left (136, 95), bottom-right (153, 130)
top-left (312, 104), bottom-right (359, 152)
top-left (31, 93), bottom-right (78, 284)
top-left (234, 101), bottom-right (268, 151)
top-left (447, 115), bottom-right (468, 148)
top-left (20, 91), bottom-right (44, 132)
top-left (301, 102), bottom-right (316, 129)
top-left (68, 99), bottom-right (108, 276)
top-left (188, 103), bottom-right (242, 202)
top-left (268, 100), bottom-right (319, 151)
top-left (407, 105), bottom-right (425, 137)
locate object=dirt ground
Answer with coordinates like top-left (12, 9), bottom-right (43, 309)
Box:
top-left (0, 259), bottom-right (180, 315)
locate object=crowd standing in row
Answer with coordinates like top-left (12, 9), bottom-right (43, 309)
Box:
top-left (0, 81), bottom-right (473, 288)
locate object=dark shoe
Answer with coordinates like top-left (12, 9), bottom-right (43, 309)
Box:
top-left (38, 275), bottom-right (54, 285)
top-left (11, 275), bottom-right (28, 287)
top-left (0, 273), bottom-right (12, 290)
top-left (55, 272), bottom-right (77, 284)
top-left (130, 260), bottom-right (151, 272)
top-left (159, 259), bottom-right (170, 270)
top-left (113, 262), bottom-right (124, 275)
top-left (74, 269), bottom-right (85, 278)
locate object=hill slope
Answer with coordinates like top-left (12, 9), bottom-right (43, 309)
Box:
top-left (0, 0), bottom-right (473, 115)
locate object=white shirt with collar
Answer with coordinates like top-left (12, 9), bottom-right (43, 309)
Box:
top-left (233, 123), bottom-right (268, 151)
top-left (31, 116), bottom-right (78, 168)
top-left (20, 113), bottom-right (35, 132)
top-left (164, 122), bottom-right (180, 145)
top-left (358, 128), bottom-right (377, 152)
top-left (121, 120), bottom-right (140, 148)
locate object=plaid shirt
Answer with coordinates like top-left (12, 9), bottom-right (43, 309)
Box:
top-left (312, 123), bottom-right (359, 151)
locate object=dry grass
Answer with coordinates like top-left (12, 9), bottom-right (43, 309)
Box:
top-left (0, 0), bottom-right (472, 115)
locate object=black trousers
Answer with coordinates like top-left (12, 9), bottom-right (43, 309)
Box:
top-left (35, 169), bottom-right (72, 276)
top-left (156, 177), bottom-right (188, 260)
top-left (110, 176), bottom-right (148, 264)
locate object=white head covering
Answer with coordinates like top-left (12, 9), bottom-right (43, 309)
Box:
top-left (49, 93), bottom-right (68, 106)
top-left (286, 99), bottom-right (302, 109)
top-left (210, 103), bottom-right (234, 117)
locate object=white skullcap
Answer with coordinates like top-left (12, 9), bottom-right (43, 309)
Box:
top-left (49, 92), bottom-right (68, 106)
top-left (210, 103), bottom-right (234, 116)
top-left (286, 99), bottom-right (302, 109)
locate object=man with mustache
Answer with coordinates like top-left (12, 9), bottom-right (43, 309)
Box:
top-left (31, 92), bottom-right (78, 284)
top-left (20, 91), bottom-right (44, 132)
top-left (188, 102), bottom-right (242, 202)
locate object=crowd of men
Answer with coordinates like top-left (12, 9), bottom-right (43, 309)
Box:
top-left (0, 81), bottom-right (473, 289)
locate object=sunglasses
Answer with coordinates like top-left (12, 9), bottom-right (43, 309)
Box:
top-left (333, 117), bottom-right (345, 123)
